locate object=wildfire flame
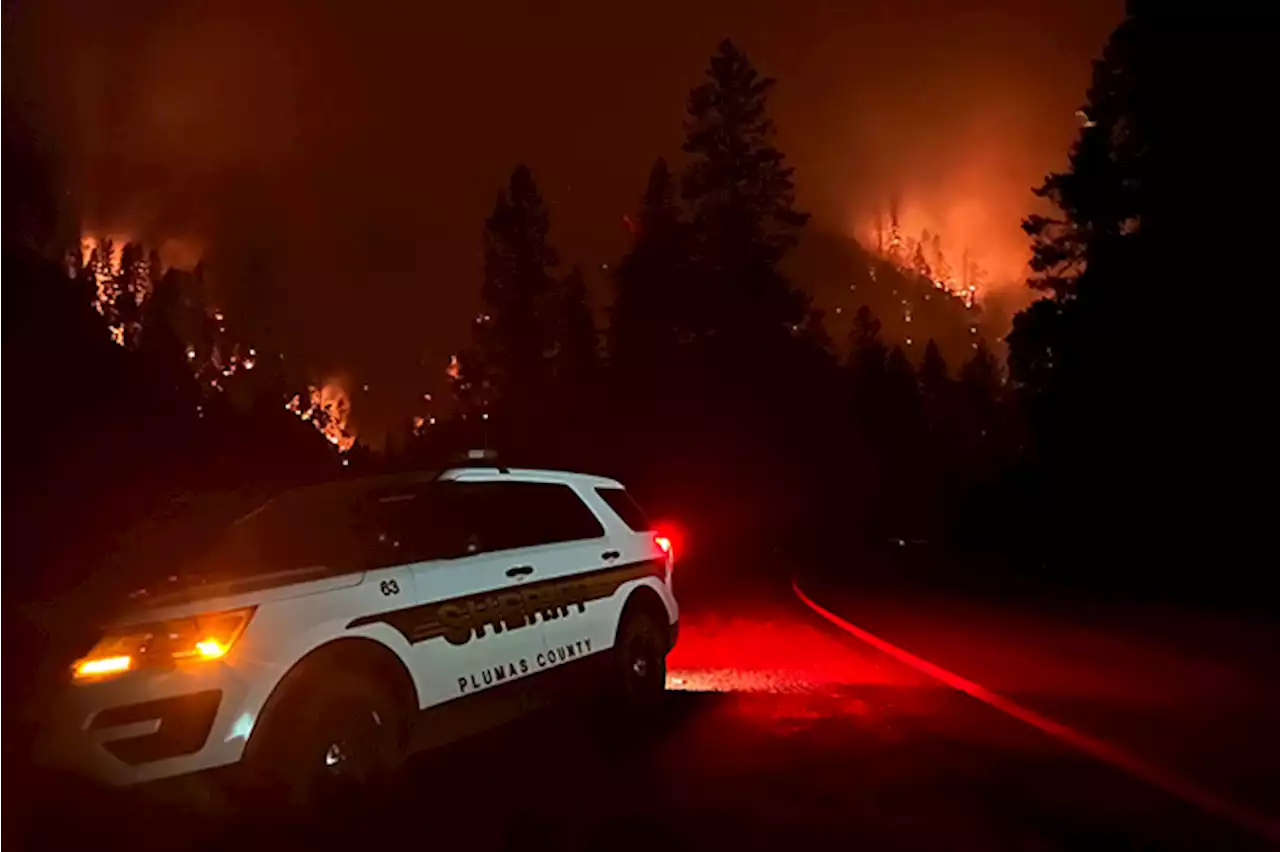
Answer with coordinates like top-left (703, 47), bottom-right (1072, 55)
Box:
top-left (80, 234), bottom-right (151, 345)
top-left (866, 203), bottom-right (987, 309)
top-left (78, 234), bottom-right (265, 401)
top-left (285, 380), bottom-right (356, 452)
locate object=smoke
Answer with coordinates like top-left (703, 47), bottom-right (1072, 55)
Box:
top-left (6, 0), bottom-right (1122, 435)
top-left (770, 1), bottom-right (1121, 306)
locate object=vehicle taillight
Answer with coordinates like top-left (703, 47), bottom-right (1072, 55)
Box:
top-left (655, 534), bottom-right (673, 559)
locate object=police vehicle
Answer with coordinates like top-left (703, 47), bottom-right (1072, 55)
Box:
top-left (41, 457), bottom-right (678, 801)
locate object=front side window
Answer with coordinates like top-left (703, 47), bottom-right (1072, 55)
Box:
top-left (194, 481), bottom-right (475, 577)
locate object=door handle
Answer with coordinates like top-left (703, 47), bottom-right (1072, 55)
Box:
top-left (601, 550), bottom-right (621, 561)
top-left (506, 565), bottom-right (534, 578)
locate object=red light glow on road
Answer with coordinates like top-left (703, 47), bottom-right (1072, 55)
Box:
top-left (791, 580), bottom-right (1280, 844)
top-left (666, 609), bottom-right (926, 695)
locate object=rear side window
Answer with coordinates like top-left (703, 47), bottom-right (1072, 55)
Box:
top-left (480, 482), bottom-right (605, 552)
top-left (595, 487), bottom-right (651, 532)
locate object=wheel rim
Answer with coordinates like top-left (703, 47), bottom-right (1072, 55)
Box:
top-left (627, 633), bottom-right (659, 694)
top-left (317, 706), bottom-right (383, 781)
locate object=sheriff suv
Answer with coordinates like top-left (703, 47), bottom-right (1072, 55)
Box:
top-left (39, 460), bottom-right (678, 802)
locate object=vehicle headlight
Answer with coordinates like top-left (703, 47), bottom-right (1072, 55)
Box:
top-left (72, 607), bottom-right (255, 682)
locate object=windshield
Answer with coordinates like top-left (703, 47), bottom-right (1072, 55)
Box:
top-left (189, 488), bottom-right (369, 579)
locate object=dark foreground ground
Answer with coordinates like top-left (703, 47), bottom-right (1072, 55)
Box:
top-left (8, 571), bottom-right (1279, 851)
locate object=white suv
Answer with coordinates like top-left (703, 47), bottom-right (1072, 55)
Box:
top-left (39, 462), bottom-right (678, 801)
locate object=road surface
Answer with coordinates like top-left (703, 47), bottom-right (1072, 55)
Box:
top-left (11, 587), bottom-right (1275, 851)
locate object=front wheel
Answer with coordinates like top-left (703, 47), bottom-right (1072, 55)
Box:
top-left (239, 668), bottom-right (406, 807)
top-left (613, 611), bottom-right (668, 711)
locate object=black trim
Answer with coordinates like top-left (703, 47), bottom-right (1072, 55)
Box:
top-left (347, 558), bottom-right (666, 645)
top-left (92, 690), bottom-right (222, 766)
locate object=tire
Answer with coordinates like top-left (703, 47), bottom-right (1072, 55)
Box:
top-left (239, 667), bottom-right (406, 808)
top-left (612, 611), bottom-right (668, 711)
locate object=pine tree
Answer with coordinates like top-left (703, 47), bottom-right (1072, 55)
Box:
top-left (611, 157), bottom-right (685, 382)
top-left (887, 199), bottom-right (903, 264)
top-left (919, 339), bottom-right (952, 432)
top-left (1007, 1), bottom-right (1166, 488)
top-left (1021, 6), bottom-right (1151, 300)
top-left (115, 242), bottom-right (151, 348)
top-left (4, 106), bottom-right (66, 258)
top-left (682, 40), bottom-right (808, 259)
top-left (680, 39), bottom-right (809, 362)
top-left (847, 305), bottom-right (888, 410)
top-left (920, 339), bottom-right (948, 389)
top-left (910, 234), bottom-right (931, 279)
top-left (885, 345), bottom-right (921, 428)
top-left (554, 265), bottom-right (599, 391)
top-left (930, 233), bottom-right (951, 284)
top-left (961, 339), bottom-right (1001, 404)
top-left (1010, 3), bottom-right (1158, 418)
top-left (959, 338), bottom-right (1001, 448)
top-left (916, 338), bottom-right (957, 526)
top-left (476, 164), bottom-right (562, 419)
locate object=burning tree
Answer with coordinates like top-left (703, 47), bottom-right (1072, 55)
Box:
top-left (285, 381), bottom-right (356, 453)
top-left (75, 234), bottom-right (358, 455)
top-left (75, 236), bottom-right (260, 394)
top-left (864, 206), bottom-right (983, 309)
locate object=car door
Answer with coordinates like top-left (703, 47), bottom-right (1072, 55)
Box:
top-left (475, 479), bottom-right (615, 669)
top-left (395, 482), bottom-right (552, 708)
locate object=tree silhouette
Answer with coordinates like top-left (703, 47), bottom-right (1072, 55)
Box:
top-left (135, 268), bottom-right (201, 409)
top-left (842, 306), bottom-right (932, 541)
top-left (917, 337), bottom-right (960, 464)
top-left (1011, 3), bottom-right (1156, 404)
top-left (1021, 6), bottom-right (1150, 300)
top-left (3, 104), bottom-right (64, 258)
top-left (919, 339), bottom-right (951, 421)
top-left (847, 305), bottom-right (888, 405)
top-left (681, 39), bottom-right (809, 374)
top-left (959, 339), bottom-right (1002, 448)
top-left (114, 242), bottom-right (147, 347)
top-left (1005, 1), bottom-right (1193, 576)
top-left (885, 345), bottom-right (920, 426)
top-left (610, 157), bottom-right (686, 385)
top-left (553, 265), bottom-right (599, 392)
top-left (910, 235), bottom-right (931, 280)
top-left (476, 164), bottom-right (562, 425)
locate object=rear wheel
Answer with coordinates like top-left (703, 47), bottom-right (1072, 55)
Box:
top-left (239, 668), bottom-right (406, 807)
top-left (613, 611), bottom-right (667, 711)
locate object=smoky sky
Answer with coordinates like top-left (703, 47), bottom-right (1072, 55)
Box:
top-left (6, 0), bottom-right (1121, 438)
